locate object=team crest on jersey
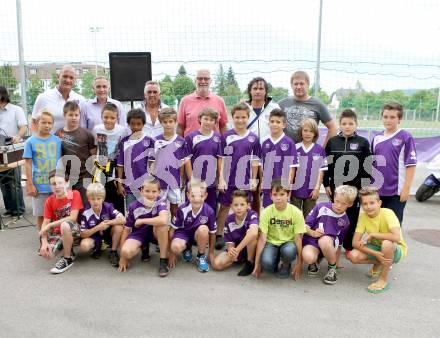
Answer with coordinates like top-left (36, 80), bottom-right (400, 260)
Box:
top-left (213, 136), bottom-right (220, 142)
top-left (392, 138), bottom-right (402, 146)
top-left (265, 143), bottom-right (270, 148)
top-left (280, 143), bottom-right (289, 151)
top-left (248, 135), bottom-right (255, 143)
top-left (349, 143), bottom-right (359, 150)
top-left (337, 218), bottom-right (346, 227)
top-left (199, 216), bottom-right (208, 224)
top-left (186, 216), bottom-right (193, 222)
top-left (89, 221), bottom-right (96, 226)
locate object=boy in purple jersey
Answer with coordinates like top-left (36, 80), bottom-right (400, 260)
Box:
top-left (260, 109), bottom-right (299, 208)
top-left (185, 107), bottom-right (222, 212)
top-left (212, 190), bottom-right (258, 276)
top-left (292, 118), bottom-right (327, 218)
top-left (216, 103), bottom-right (261, 250)
top-left (79, 183), bottom-right (125, 266)
top-left (371, 102), bottom-right (417, 225)
top-left (116, 108), bottom-right (155, 210)
top-left (169, 179), bottom-right (217, 273)
top-left (118, 178), bottom-right (170, 277)
top-left (302, 185), bottom-right (357, 284)
top-left (151, 108), bottom-right (191, 217)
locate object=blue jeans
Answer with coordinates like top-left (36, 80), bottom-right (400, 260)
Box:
top-left (380, 195), bottom-right (406, 225)
top-left (0, 167), bottom-right (25, 214)
top-left (261, 241), bottom-right (297, 272)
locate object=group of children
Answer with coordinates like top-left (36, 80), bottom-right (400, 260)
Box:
top-left (24, 99), bottom-right (415, 293)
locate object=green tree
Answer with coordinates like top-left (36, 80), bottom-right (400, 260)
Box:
top-left (26, 76), bottom-right (44, 111)
top-left (226, 66), bottom-right (238, 87)
top-left (214, 64), bottom-right (227, 96)
top-left (178, 65), bottom-right (187, 76)
top-left (80, 72), bottom-right (95, 99)
top-left (173, 75), bottom-right (195, 102)
top-left (159, 75), bottom-right (176, 107)
top-left (269, 86), bottom-right (289, 101)
top-left (308, 84), bottom-right (330, 104)
top-left (0, 64), bottom-right (19, 104)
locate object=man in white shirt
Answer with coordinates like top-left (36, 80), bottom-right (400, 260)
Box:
top-left (80, 76), bottom-right (126, 131)
top-left (0, 86), bottom-right (28, 216)
top-left (141, 81), bottom-right (168, 138)
top-left (31, 65), bottom-right (84, 132)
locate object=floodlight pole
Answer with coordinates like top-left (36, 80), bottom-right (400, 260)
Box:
top-left (16, 0), bottom-right (27, 112)
top-left (89, 27), bottom-right (103, 76)
top-left (314, 0), bottom-right (323, 97)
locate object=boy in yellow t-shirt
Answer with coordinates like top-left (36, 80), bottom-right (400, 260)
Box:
top-left (252, 179), bottom-right (306, 280)
top-left (349, 187), bottom-right (407, 294)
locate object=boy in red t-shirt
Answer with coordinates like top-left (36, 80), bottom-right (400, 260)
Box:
top-left (39, 171), bottom-right (84, 274)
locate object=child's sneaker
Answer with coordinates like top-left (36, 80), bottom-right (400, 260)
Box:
top-left (50, 256), bottom-right (74, 274)
top-left (91, 250), bottom-right (101, 259)
top-left (307, 263), bottom-right (320, 276)
top-left (109, 250), bottom-right (119, 267)
top-left (182, 248), bottom-right (193, 262)
top-left (323, 268), bottom-right (337, 285)
top-left (196, 254), bottom-right (209, 272)
top-left (237, 260), bottom-right (254, 276)
top-left (276, 263), bottom-right (291, 279)
top-left (158, 258), bottom-right (170, 277)
top-left (141, 247), bottom-right (151, 262)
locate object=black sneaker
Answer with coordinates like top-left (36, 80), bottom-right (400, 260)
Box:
top-left (91, 250), bottom-right (101, 259)
top-left (215, 236), bottom-right (225, 250)
top-left (159, 258), bottom-right (170, 277)
top-left (237, 260), bottom-right (254, 276)
top-left (307, 263), bottom-right (320, 276)
top-left (276, 263), bottom-right (291, 279)
top-left (323, 268), bottom-right (337, 285)
top-left (109, 250), bottom-right (120, 267)
top-left (50, 257), bottom-right (73, 274)
top-left (2, 211), bottom-right (12, 217)
top-left (141, 247), bottom-right (151, 262)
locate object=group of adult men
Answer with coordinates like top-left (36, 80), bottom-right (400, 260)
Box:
top-left (0, 64), bottom-right (337, 216)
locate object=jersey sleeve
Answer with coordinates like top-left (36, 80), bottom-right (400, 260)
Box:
top-left (184, 134), bottom-right (193, 160)
top-left (337, 215), bottom-right (350, 245)
top-left (289, 140), bottom-right (299, 167)
top-left (249, 210), bottom-right (259, 226)
top-left (252, 137), bottom-right (262, 164)
top-left (157, 200), bottom-right (168, 214)
top-left (319, 146), bottom-right (328, 171)
top-left (108, 203), bottom-right (122, 219)
top-left (304, 204), bottom-right (319, 230)
top-left (208, 208), bottom-right (217, 234)
top-left (219, 134), bottom-right (227, 158)
top-left (80, 213), bottom-right (89, 231)
top-left (404, 134), bottom-right (417, 166)
top-left (125, 205), bottom-right (135, 228)
top-left (171, 208), bottom-right (183, 229)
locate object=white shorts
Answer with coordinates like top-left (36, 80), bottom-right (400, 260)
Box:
top-left (32, 193), bottom-right (51, 217)
top-left (160, 187), bottom-right (183, 205)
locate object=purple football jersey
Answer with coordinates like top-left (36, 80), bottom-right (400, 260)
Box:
top-left (260, 133), bottom-right (299, 191)
top-left (171, 201), bottom-right (217, 234)
top-left (117, 134), bottom-right (154, 194)
top-left (125, 198), bottom-right (168, 232)
top-left (224, 209), bottom-right (259, 244)
top-left (221, 129), bottom-right (261, 188)
top-left (292, 142), bottom-right (327, 199)
top-left (80, 202), bottom-right (122, 231)
top-left (185, 131), bottom-right (222, 188)
top-left (151, 134), bottom-right (189, 190)
top-left (303, 201), bottom-right (350, 245)
top-left (372, 129), bottom-right (417, 196)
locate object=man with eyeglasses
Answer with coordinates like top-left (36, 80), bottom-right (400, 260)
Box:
top-left (141, 81), bottom-right (168, 138)
top-left (177, 69), bottom-right (228, 137)
top-left (80, 76), bottom-right (126, 131)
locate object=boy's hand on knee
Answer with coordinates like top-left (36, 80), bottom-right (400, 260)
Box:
top-left (168, 253), bottom-right (176, 269)
top-left (118, 257), bottom-right (128, 272)
top-left (39, 244), bottom-right (51, 259)
top-left (228, 247), bottom-right (239, 261)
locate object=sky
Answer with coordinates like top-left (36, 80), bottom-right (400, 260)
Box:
top-left (1, 0), bottom-right (439, 94)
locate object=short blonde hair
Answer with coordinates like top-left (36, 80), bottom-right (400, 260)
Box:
top-left (198, 107), bottom-right (218, 122)
top-left (86, 183), bottom-right (106, 199)
top-left (298, 118), bottom-right (319, 142)
top-left (358, 186), bottom-right (380, 203)
top-left (187, 178), bottom-right (207, 194)
top-left (334, 185), bottom-right (358, 204)
top-left (37, 107), bottom-right (55, 122)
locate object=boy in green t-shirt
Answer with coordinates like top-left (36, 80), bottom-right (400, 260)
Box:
top-left (253, 179), bottom-right (306, 279)
top-left (349, 187), bottom-right (407, 294)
